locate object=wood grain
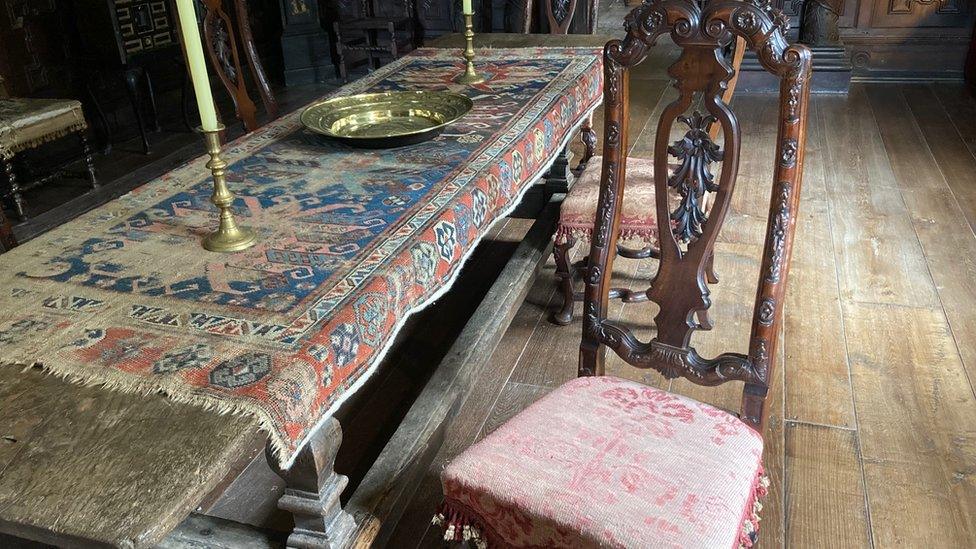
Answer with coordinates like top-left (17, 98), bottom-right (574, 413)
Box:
top-left (817, 86), bottom-right (940, 308)
top-left (844, 302), bottom-right (976, 547)
top-left (785, 422), bottom-right (871, 548)
top-left (783, 98), bottom-right (855, 428)
top-left (866, 84), bottom-right (976, 389)
top-left (900, 85), bottom-right (976, 235)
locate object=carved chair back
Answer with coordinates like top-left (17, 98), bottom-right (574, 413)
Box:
top-left (580, 0), bottom-right (812, 434)
top-left (185, 0), bottom-right (279, 132)
top-left (544, 0), bottom-right (589, 34)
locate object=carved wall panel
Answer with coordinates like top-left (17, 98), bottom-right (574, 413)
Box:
top-left (872, 0), bottom-right (969, 27)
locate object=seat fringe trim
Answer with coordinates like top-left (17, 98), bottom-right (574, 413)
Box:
top-left (737, 463), bottom-right (771, 549)
top-left (432, 500), bottom-right (495, 549)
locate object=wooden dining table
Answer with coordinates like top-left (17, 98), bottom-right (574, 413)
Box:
top-left (0, 34), bottom-right (609, 548)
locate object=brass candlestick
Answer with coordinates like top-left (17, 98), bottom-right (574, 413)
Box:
top-left (455, 12), bottom-right (485, 85)
top-left (200, 126), bottom-right (257, 253)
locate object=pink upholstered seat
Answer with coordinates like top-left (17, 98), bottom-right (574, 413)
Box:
top-left (435, 376), bottom-right (767, 549)
top-left (556, 156), bottom-right (659, 244)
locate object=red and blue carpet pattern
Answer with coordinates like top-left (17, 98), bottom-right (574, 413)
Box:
top-left (0, 48), bottom-right (602, 465)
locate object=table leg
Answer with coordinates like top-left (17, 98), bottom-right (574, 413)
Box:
top-left (544, 145), bottom-right (574, 195)
top-left (268, 417), bottom-right (357, 549)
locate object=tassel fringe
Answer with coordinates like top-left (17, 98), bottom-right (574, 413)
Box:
top-left (737, 465), bottom-right (771, 549)
top-left (432, 501), bottom-right (490, 549)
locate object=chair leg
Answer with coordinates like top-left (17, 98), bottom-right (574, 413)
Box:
top-left (79, 132), bottom-right (99, 190)
top-left (334, 23), bottom-right (348, 81)
top-left (85, 75), bottom-right (113, 154)
top-left (553, 235), bottom-right (577, 326)
top-left (576, 114), bottom-right (597, 175)
top-left (2, 156), bottom-right (26, 220)
top-left (142, 69), bottom-right (163, 133)
top-left (124, 67), bottom-right (151, 155)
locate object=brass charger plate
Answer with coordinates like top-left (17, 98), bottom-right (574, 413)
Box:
top-left (301, 90), bottom-right (474, 148)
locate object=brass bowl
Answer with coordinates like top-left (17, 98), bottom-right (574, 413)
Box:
top-left (300, 90), bottom-right (474, 148)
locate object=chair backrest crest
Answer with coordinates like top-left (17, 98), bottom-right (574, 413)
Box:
top-left (581, 0), bottom-right (812, 432)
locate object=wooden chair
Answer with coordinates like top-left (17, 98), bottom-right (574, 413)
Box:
top-left (551, 35), bottom-right (746, 324)
top-left (433, 2), bottom-right (811, 547)
top-left (334, 0), bottom-right (417, 81)
top-left (190, 0), bottom-right (279, 132)
top-left (0, 77), bottom-right (98, 221)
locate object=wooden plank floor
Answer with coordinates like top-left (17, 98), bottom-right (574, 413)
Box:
top-left (384, 40), bottom-right (976, 549)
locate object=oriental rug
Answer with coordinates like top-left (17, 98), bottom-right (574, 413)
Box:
top-left (0, 47), bottom-right (602, 467)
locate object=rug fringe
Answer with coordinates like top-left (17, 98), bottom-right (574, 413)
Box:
top-left (4, 359), bottom-right (290, 464)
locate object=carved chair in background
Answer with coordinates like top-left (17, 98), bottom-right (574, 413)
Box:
top-left (551, 35), bottom-right (745, 325)
top-left (334, 0), bottom-right (417, 81)
top-left (433, 2), bottom-right (812, 547)
top-left (177, 0), bottom-right (279, 132)
top-left (0, 77), bottom-right (98, 221)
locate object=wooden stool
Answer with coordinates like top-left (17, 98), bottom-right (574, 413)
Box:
top-left (0, 97), bottom-right (98, 220)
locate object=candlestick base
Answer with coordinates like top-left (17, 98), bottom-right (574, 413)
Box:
top-left (203, 225), bottom-right (258, 253)
top-left (455, 69), bottom-right (486, 85)
top-left (199, 126), bottom-right (258, 253)
top-left (455, 12), bottom-right (485, 85)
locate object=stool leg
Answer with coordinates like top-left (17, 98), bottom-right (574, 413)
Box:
top-left (2, 156), bottom-right (25, 220)
top-left (553, 235), bottom-right (577, 326)
top-left (79, 132), bottom-right (99, 190)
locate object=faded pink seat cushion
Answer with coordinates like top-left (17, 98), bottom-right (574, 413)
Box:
top-left (436, 376), bottom-right (767, 549)
top-left (557, 156), bottom-right (659, 243)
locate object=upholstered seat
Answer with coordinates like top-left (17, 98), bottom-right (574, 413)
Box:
top-left (0, 98), bottom-right (88, 160)
top-left (435, 376), bottom-right (768, 549)
top-left (556, 156), bottom-right (659, 245)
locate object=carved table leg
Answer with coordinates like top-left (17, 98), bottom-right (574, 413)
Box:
top-left (269, 417), bottom-right (357, 549)
top-left (544, 145), bottom-right (574, 195)
top-left (79, 132), bottom-right (99, 190)
top-left (553, 235), bottom-right (577, 325)
top-left (2, 155), bottom-right (25, 220)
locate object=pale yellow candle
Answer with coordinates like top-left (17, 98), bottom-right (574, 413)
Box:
top-left (462, 0), bottom-right (472, 15)
top-left (174, 0), bottom-right (219, 132)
